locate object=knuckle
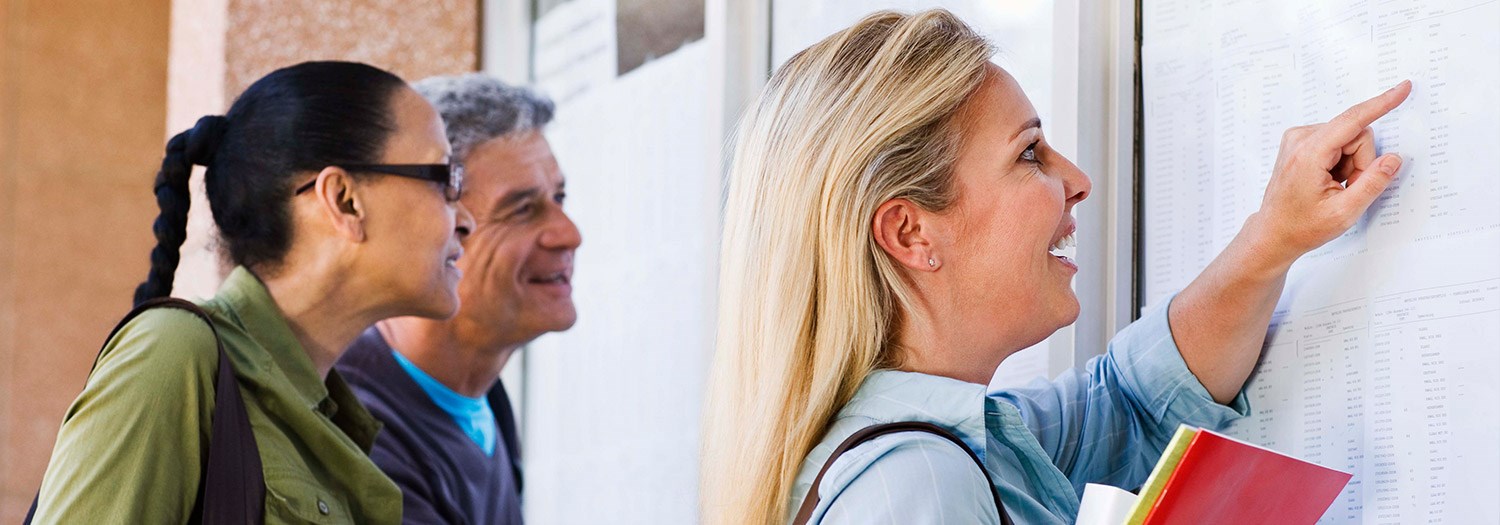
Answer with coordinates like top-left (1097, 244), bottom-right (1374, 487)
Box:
top-left (1332, 111), bottom-right (1363, 129)
top-left (1281, 127), bottom-right (1310, 148)
top-left (1285, 147), bottom-right (1312, 166)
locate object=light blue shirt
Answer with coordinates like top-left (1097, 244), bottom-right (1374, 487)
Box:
top-left (391, 350), bottom-right (498, 456)
top-left (787, 297), bottom-right (1251, 524)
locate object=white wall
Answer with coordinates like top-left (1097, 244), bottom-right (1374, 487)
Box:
top-left (515, 1), bottom-right (720, 523)
top-left (521, 23), bottom-right (716, 525)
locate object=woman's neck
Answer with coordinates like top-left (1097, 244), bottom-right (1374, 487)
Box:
top-left (894, 306), bottom-right (1016, 385)
top-left (259, 266), bottom-right (380, 378)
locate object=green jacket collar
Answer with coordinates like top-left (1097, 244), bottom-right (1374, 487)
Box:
top-left (216, 266), bottom-right (330, 409)
top-left (211, 266), bottom-right (382, 451)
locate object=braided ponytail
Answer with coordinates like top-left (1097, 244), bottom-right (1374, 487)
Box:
top-left (132, 62), bottom-right (404, 304)
top-left (133, 116), bottom-right (227, 306)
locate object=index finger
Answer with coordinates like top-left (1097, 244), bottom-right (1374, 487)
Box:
top-left (1311, 80), bottom-right (1412, 152)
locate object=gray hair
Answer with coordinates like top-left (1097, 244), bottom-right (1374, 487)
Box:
top-left (412, 73), bottom-right (556, 162)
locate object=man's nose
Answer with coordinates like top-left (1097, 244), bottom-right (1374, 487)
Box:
top-left (541, 206), bottom-right (581, 249)
top-left (455, 200), bottom-right (476, 238)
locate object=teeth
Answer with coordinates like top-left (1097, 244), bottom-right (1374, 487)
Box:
top-left (1049, 232), bottom-right (1077, 257)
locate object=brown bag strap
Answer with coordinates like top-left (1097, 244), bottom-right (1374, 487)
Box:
top-left (791, 421), bottom-right (1013, 525)
top-left (27, 297), bottom-right (264, 524)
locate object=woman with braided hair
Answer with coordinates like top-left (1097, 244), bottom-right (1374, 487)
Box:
top-left (30, 61), bottom-right (474, 524)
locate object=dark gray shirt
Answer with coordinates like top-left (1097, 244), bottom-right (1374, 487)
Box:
top-left (336, 329), bottom-right (523, 525)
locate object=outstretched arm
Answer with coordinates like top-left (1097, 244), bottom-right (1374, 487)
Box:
top-left (1170, 81), bottom-right (1411, 404)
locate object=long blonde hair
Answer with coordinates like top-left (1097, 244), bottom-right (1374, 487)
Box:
top-left (701, 10), bottom-right (993, 524)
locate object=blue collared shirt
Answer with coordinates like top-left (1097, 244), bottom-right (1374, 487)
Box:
top-left (787, 298), bottom-right (1251, 524)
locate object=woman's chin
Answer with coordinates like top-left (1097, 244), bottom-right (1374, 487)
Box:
top-left (408, 289), bottom-right (461, 320)
top-left (1048, 294), bottom-right (1081, 329)
top-left (436, 292), bottom-right (462, 319)
top-left (1063, 298), bottom-right (1081, 322)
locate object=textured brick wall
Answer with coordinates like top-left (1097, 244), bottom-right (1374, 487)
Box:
top-left (226, 0), bottom-right (478, 99)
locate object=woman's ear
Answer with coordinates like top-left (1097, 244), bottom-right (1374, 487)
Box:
top-left (873, 198), bottom-right (938, 271)
top-left (309, 166), bottom-right (367, 243)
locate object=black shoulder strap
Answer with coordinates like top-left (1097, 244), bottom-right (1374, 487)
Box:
top-left (27, 297), bottom-right (264, 525)
top-left (791, 421), bottom-right (1013, 525)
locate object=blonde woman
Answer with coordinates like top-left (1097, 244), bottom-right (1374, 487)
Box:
top-left (701, 9), bottom-right (1409, 525)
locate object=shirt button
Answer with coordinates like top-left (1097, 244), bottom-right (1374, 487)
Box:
top-left (317, 499), bottom-right (330, 515)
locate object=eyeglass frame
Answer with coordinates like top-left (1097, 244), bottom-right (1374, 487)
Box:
top-left (293, 163), bottom-right (464, 202)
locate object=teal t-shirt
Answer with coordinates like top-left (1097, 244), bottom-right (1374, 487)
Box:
top-left (391, 350), bottom-right (497, 456)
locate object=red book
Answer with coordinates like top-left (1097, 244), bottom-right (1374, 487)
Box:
top-left (1142, 429), bottom-right (1352, 525)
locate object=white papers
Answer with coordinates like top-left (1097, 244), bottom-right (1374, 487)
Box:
top-left (1076, 483), bottom-right (1138, 525)
top-left (1142, 1), bottom-right (1500, 523)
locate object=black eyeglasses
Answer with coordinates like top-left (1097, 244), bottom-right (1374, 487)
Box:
top-left (294, 164), bottom-right (464, 202)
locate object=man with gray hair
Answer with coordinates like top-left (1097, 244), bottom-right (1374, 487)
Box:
top-left (335, 73), bottom-right (579, 524)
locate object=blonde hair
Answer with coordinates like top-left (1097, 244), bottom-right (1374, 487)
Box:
top-left (700, 9), bottom-right (993, 524)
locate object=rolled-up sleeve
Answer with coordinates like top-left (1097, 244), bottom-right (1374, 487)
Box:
top-left (989, 294), bottom-right (1250, 494)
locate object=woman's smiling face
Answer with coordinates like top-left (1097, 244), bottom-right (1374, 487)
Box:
top-left (356, 86), bottom-right (473, 320)
top-left (931, 64), bottom-right (1092, 350)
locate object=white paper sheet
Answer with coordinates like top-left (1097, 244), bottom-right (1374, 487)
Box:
top-left (1142, 1), bottom-right (1500, 523)
top-left (1076, 483), bottom-right (1138, 525)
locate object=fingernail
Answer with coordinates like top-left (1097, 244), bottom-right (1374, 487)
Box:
top-left (1381, 154), bottom-right (1402, 174)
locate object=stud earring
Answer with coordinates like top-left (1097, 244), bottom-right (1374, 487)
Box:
top-left (928, 257), bottom-right (937, 268)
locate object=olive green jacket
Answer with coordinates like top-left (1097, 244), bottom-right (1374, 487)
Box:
top-left (33, 267), bottom-right (401, 524)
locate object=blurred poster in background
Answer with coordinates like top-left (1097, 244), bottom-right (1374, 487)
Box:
top-left (533, 0), bottom-right (704, 104)
top-left (533, 0), bottom-right (616, 104)
top-left (616, 0), bottom-right (705, 75)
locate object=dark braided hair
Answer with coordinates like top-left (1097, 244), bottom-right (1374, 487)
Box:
top-left (133, 61), bottom-right (407, 306)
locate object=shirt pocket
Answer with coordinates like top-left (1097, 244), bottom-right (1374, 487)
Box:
top-left (264, 468), bottom-right (350, 524)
